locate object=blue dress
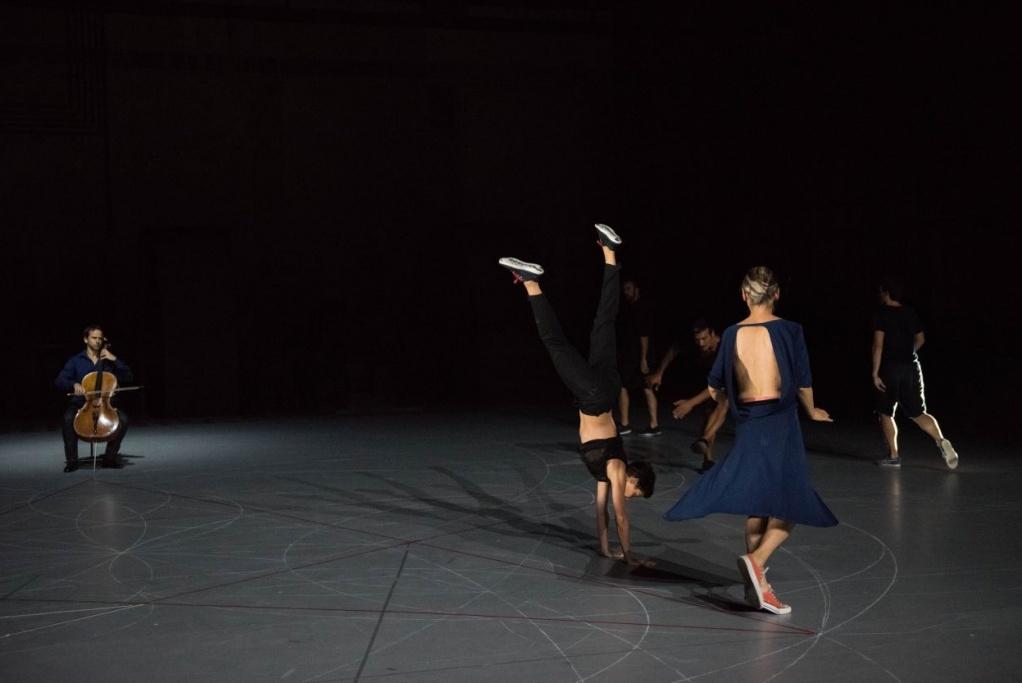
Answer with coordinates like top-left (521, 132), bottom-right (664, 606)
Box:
top-left (664, 319), bottom-right (838, 527)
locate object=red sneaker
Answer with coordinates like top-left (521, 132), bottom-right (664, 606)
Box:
top-left (760, 580), bottom-right (791, 615)
top-left (738, 554), bottom-right (791, 615)
top-left (736, 554), bottom-right (760, 608)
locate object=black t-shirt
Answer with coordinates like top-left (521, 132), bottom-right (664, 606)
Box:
top-left (873, 305), bottom-right (923, 365)
top-left (618, 298), bottom-right (654, 340)
top-left (695, 347), bottom-right (717, 375)
top-left (617, 298), bottom-right (656, 360)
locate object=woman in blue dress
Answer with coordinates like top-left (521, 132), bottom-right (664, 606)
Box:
top-left (664, 266), bottom-right (838, 614)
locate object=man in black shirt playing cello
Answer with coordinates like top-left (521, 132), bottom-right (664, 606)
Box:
top-left (55, 325), bottom-right (133, 472)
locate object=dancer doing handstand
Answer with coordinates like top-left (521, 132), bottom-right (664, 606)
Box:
top-left (499, 224), bottom-right (656, 567)
top-left (664, 266), bottom-right (838, 614)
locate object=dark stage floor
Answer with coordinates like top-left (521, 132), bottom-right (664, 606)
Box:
top-left (1, 411), bottom-right (1019, 682)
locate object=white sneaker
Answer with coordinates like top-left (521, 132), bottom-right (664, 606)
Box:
top-left (594, 223), bottom-right (622, 249)
top-left (498, 257), bottom-right (544, 281)
top-left (938, 439), bottom-right (959, 470)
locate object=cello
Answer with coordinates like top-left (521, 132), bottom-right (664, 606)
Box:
top-left (72, 340), bottom-right (141, 442)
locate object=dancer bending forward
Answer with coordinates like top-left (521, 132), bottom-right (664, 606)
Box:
top-left (664, 266), bottom-right (838, 614)
top-left (500, 224), bottom-right (655, 567)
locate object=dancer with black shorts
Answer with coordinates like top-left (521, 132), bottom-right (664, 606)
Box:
top-left (499, 224), bottom-right (656, 567)
top-left (872, 279), bottom-right (959, 469)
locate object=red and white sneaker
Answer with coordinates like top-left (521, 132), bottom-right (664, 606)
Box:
top-left (738, 554), bottom-right (791, 615)
top-left (759, 578), bottom-right (791, 615)
top-left (737, 555), bottom-right (759, 608)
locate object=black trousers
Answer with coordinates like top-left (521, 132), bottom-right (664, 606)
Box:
top-left (62, 404), bottom-right (128, 463)
top-left (529, 264), bottom-right (621, 416)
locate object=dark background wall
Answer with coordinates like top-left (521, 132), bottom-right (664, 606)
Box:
top-left (2, 2), bottom-right (1017, 439)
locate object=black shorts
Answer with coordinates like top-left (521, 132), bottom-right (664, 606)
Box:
top-left (619, 361), bottom-right (647, 392)
top-left (875, 361), bottom-right (926, 418)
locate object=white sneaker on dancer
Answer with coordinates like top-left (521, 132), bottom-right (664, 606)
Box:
top-left (498, 257), bottom-right (544, 282)
top-left (938, 439), bottom-right (959, 470)
top-left (594, 223), bottom-right (622, 250)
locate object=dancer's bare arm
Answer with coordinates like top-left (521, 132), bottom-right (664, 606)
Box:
top-left (871, 331), bottom-right (886, 391)
top-left (647, 344), bottom-right (679, 390)
top-left (609, 472), bottom-right (633, 561)
top-left (595, 482), bottom-right (616, 558)
top-left (605, 463), bottom-right (655, 567)
top-left (673, 387), bottom-right (712, 419)
top-left (798, 387), bottom-right (833, 422)
top-left (704, 397), bottom-right (729, 437)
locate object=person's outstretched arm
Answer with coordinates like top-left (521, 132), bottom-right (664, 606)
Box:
top-left (673, 386), bottom-right (712, 419)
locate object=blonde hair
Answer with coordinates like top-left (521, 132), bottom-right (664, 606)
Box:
top-left (741, 266), bottom-right (779, 306)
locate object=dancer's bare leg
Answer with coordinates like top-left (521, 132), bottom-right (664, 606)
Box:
top-left (745, 516), bottom-right (768, 554)
top-left (643, 387), bottom-right (658, 429)
top-left (524, 280), bottom-right (542, 297)
top-left (604, 237), bottom-right (631, 431)
top-left (739, 518), bottom-right (795, 614)
top-left (879, 412), bottom-right (899, 459)
top-left (911, 411), bottom-right (945, 442)
top-left (750, 518), bottom-right (795, 568)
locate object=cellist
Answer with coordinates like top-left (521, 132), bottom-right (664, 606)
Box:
top-left (55, 325), bottom-right (133, 471)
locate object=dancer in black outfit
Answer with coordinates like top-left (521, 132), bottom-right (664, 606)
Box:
top-left (499, 224), bottom-right (655, 567)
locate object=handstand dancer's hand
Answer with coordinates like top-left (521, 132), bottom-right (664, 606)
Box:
top-left (625, 553), bottom-right (656, 568)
